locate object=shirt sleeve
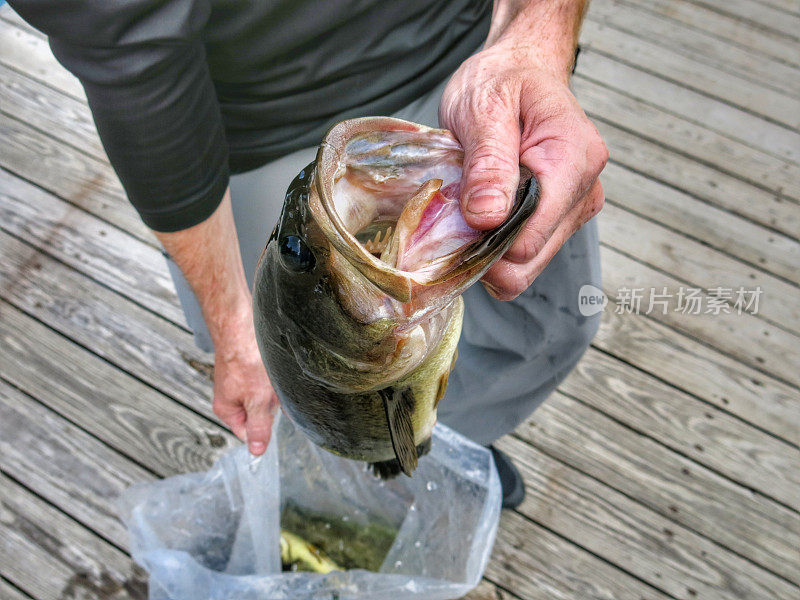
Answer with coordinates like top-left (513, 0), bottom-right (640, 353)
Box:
top-left (9, 0), bottom-right (229, 232)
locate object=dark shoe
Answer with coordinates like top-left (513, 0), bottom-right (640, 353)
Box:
top-left (488, 445), bottom-right (525, 509)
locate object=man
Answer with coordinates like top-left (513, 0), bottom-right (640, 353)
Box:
top-left (11, 0), bottom-right (606, 508)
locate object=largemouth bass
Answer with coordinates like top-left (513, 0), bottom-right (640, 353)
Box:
top-left (253, 117), bottom-right (538, 477)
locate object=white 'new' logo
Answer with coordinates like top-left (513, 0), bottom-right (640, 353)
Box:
top-left (578, 284), bottom-right (607, 316)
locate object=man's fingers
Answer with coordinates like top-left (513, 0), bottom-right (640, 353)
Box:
top-left (213, 399), bottom-right (247, 441)
top-left (244, 394), bottom-right (276, 456)
top-left (456, 109), bottom-right (521, 230)
top-left (504, 178), bottom-right (603, 265)
top-left (482, 181), bottom-right (604, 299)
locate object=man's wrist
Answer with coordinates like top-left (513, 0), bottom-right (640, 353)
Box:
top-left (207, 294), bottom-right (257, 356)
top-left (486, 0), bottom-right (587, 81)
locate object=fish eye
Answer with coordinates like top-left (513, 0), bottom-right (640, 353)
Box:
top-left (279, 234), bottom-right (316, 272)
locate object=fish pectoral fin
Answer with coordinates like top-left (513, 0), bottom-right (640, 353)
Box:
top-left (434, 372), bottom-right (449, 409)
top-left (434, 348), bottom-right (458, 409)
top-left (380, 387), bottom-right (418, 476)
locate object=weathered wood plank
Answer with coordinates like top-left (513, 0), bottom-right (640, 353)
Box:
top-left (548, 376), bottom-right (800, 583)
top-left (573, 76), bottom-right (800, 197)
top-left (623, 0), bottom-right (799, 67)
top-left (0, 229), bottom-right (217, 422)
top-left (593, 296), bottom-right (800, 445)
top-left (0, 169), bottom-right (184, 327)
top-left (0, 19), bottom-right (85, 100)
top-left (685, 0), bottom-right (800, 40)
top-left (462, 580), bottom-right (521, 600)
top-left (755, 0), bottom-right (800, 15)
top-left (578, 21), bottom-right (800, 131)
top-left (0, 381), bottom-right (150, 548)
top-left (601, 162), bottom-right (800, 286)
top-left (0, 578), bottom-right (31, 600)
top-left (0, 63), bottom-right (105, 161)
top-left (754, 0), bottom-right (800, 16)
top-left (0, 473), bottom-right (146, 600)
top-left (624, 0), bottom-right (800, 67)
top-left (0, 300), bottom-right (236, 477)
top-left (488, 511), bottom-right (673, 600)
top-left (600, 246), bottom-right (800, 387)
top-left (586, 0), bottom-right (800, 98)
top-left (0, 114), bottom-right (153, 245)
top-left (460, 582), bottom-right (517, 600)
top-left (498, 435), bottom-right (799, 600)
top-left (576, 48), bottom-right (800, 164)
top-left (599, 203), bottom-right (800, 335)
top-left (14, 76), bottom-right (793, 309)
top-left (525, 389), bottom-right (800, 584)
top-left (596, 121), bottom-right (800, 240)
top-left (565, 347), bottom-right (800, 505)
top-left (0, 4), bottom-right (44, 36)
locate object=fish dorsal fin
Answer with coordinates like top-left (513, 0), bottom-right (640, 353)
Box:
top-left (379, 387), bottom-right (418, 476)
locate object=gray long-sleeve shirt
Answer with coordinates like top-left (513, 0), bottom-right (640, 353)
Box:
top-left (10, 0), bottom-right (491, 231)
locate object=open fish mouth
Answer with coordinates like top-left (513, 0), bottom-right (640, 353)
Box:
top-left (310, 117), bottom-right (538, 307)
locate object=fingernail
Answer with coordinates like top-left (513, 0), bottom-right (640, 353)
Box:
top-left (467, 189), bottom-right (508, 216)
top-left (249, 441), bottom-right (266, 455)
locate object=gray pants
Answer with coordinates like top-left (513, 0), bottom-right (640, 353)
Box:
top-left (165, 76), bottom-right (601, 445)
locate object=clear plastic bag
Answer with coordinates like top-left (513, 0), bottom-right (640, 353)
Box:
top-left (119, 415), bottom-right (501, 600)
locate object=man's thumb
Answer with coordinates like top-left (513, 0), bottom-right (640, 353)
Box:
top-left (459, 122), bottom-right (521, 230)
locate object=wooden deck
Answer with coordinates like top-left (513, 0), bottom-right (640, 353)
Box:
top-left (1, 0), bottom-right (798, 598)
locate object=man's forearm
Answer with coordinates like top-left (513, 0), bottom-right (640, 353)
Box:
top-left (487, 0), bottom-right (588, 79)
top-left (154, 189), bottom-right (252, 355)
top-left (155, 189), bottom-right (278, 454)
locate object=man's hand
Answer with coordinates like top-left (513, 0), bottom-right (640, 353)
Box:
top-left (439, 0), bottom-right (608, 300)
top-left (211, 309), bottom-right (278, 455)
top-left (155, 190), bottom-right (278, 455)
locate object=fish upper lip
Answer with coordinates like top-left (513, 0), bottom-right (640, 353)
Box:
top-left (310, 117), bottom-right (540, 306)
top-left (313, 122), bottom-right (468, 282)
top-left (312, 122), bottom-right (423, 303)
